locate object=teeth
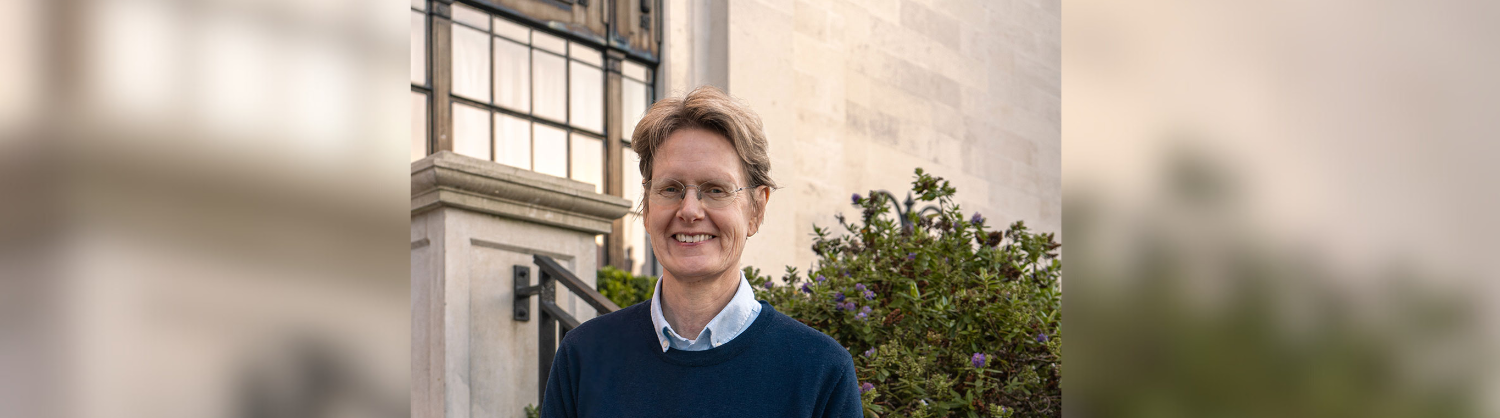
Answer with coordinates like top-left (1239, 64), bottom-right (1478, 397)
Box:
top-left (674, 234), bottom-right (713, 243)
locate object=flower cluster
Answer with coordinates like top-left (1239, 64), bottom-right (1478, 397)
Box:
top-left (859, 382), bottom-right (875, 394)
top-left (855, 305), bottom-right (872, 320)
top-left (971, 353), bottom-right (987, 368)
top-left (854, 283), bottom-right (875, 300)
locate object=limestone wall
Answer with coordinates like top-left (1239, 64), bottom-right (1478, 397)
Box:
top-left (661, 0), bottom-right (1061, 276)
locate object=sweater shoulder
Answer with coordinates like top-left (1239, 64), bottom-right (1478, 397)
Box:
top-left (757, 304), bottom-right (855, 366)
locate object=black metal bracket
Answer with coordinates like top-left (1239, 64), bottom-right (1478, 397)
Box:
top-left (514, 265), bottom-right (536, 321)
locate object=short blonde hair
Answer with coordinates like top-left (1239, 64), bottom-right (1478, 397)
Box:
top-left (631, 86), bottom-right (776, 211)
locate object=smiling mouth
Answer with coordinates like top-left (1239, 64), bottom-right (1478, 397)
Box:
top-left (673, 234), bottom-right (716, 243)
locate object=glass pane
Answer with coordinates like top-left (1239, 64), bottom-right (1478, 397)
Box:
top-left (569, 41), bottom-right (603, 67)
top-left (622, 60), bottom-right (646, 81)
top-left (452, 103), bottom-right (490, 160)
top-left (569, 61), bottom-right (603, 134)
top-left (625, 216), bottom-right (647, 275)
top-left (412, 92), bottom-right (428, 162)
top-left (532, 51), bottom-right (566, 123)
top-left (411, 11), bottom-right (425, 86)
top-left (411, 0), bottom-right (425, 11)
top-left (571, 133), bottom-right (604, 194)
top-left (622, 145), bottom-right (643, 207)
top-left (493, 37), bottom-right (529, 112)
top-left (494, 112), bottom-right (531, 170)
top-left (451, 25), bottom-right (490, 102)
top-left (493, 16), bottom-right (529, 44)
top-left (622, 78), bottom-right (647, 141)
top-left (531, 31), bottom-right (567, 55)
top-left (533, 123), bottom-right (568, 178)
top-left (450, 3), bottom-right (489, 31)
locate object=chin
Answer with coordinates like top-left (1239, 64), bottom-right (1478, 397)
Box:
top-left (662, 257), bottom-right (733, 280)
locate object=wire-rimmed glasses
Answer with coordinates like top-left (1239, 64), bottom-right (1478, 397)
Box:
top-left (644, 178), bottom-right (751, 209)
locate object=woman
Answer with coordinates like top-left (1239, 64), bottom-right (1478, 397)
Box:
top-left (539, 86), bottom-right (862, 418)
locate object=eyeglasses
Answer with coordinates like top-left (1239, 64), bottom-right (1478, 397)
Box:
top-left (644, 178), bottom-right (751, 209)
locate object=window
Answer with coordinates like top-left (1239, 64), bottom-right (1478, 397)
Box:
top-left (619, 60), bottom-right (655, 275)
top-left (411, 0), bottom-right (429, 161)
top-left (444, 2), bottom-right (608, 193)
top-left (412, 0), bottom-right (661, 273)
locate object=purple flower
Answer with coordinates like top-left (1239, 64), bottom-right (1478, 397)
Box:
top-left (837, 301), bottom-right (856, 312)
top-left (851, 193), bottom-right (862, 204)
top-left (861, 306), bottom-right (872, 315)
top-left (855, 283), bottom-right (866, 292)
top-left (863, 347), bottom-right (876, 357)
top-left (835, 302), bottom-right (846, 312)
top-left (1036, 332), bottom-right (1049, 343)
top-left (863, 290), bottom-right (876, 300)
top-left (971, 212), bottom-right (985, 225)
top-left (859, 382), bottom-right (875, 394)
top-left (855, 312), bottom-right (867, 320)
top-left (763, 281), bottom-right (774, 289)
top-left (834, 292), bottom-right (846, 302)
top-left (971, 352), bottom-right (987, 368)
top-left (801, 283), bottom-right (812, 294)
top-left (906, 253), bottom-right (916, 261)
top-left (816, 275), bottom-right (827, 283)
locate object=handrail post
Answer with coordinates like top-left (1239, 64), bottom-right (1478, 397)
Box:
top-left (537, 268), bottom-right (556, 406)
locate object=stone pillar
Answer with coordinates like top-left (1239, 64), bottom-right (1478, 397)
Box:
top-left (411, 152), bottom-right (631, 418)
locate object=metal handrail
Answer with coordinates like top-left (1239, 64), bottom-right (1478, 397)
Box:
top-left (869, 190), bottom-right (942, 229)
top-left (513, 254), bottom-right (619, 411)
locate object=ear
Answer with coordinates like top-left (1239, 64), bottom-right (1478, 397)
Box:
top-left (746, 186), bottom-right (771, 237)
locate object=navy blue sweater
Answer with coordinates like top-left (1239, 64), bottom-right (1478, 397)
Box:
top-left (539, 301), bottom-right (863, 418)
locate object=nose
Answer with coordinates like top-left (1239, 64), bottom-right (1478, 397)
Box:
top-left (675, 188), bottom-right (706, 222)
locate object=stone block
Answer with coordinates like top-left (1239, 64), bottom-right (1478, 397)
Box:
top-left (794, 0), bottom-right (828, 41)
top-left (900, 0), bottom-right (960, 51)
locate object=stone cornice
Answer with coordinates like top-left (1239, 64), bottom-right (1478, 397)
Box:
top-left (411, 152), bottom-right (632, 234)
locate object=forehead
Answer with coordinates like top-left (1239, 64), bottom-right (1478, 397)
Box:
top-left (651, 128), bottom-right (744, 182)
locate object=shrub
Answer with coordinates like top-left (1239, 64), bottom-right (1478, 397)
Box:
top-left (597, 265), bottom-right (658, 308)
top-left (746, 168), bottom-right (1062, 418)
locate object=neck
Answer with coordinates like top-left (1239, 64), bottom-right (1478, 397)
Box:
top-left (660, 268), bottom-right (740, 340)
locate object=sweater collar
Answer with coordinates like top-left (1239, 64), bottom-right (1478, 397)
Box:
top-left (649, 270), bottom-right (761, 352)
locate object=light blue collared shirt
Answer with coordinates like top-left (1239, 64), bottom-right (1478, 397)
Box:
top-left (649, 271), bottom-right (762, 352)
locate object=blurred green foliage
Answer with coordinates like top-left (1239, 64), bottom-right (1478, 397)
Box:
top-left (597, 265), bottom-right (658, 308)
top-left (747, 168), bottom-right (1062, 418)
top-left (1066, 151), bottom-right (1484, 418)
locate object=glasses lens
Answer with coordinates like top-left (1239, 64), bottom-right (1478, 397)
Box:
top-left (701, 182), bottom-right (734, 205)
top-left (649, 179), bottom-right (685, 203)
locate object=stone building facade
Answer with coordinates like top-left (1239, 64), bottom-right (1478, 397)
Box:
top-left (412, 0), bottom-right (1059, 279)
top-left (410, 0), bottom-right (1057, 416)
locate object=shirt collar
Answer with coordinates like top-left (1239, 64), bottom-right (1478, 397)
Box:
top-left (649, 271), bottom-right (760, 352)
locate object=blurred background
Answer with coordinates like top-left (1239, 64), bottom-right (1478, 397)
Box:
top-left (1065, 0), bottom-right (1500, 417)
top-left (0, 0), bottom-right (411, 417)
